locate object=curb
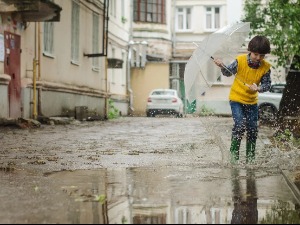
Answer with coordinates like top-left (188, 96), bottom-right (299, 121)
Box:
top-left (281, 169), bottom-right (300, 204)
top-left (259, 134), bottom-right (300, 204)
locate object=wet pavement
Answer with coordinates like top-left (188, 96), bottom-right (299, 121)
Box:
top-left (0, 116), bottom-right (300, 223)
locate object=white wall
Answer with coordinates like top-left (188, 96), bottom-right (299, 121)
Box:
top-left (227, 0), bottom-right (243, 23)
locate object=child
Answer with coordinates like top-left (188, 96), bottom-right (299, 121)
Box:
top-left (214, 35), bottom-right (272, 164)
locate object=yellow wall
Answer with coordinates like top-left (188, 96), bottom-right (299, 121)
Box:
top-left (131, 63), bottom-right (169, 116)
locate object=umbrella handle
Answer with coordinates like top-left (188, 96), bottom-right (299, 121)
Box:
top-left (217, 61), bottom-right (250, 87)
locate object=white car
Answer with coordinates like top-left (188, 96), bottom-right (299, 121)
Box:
top-left (258, 84), bottom-right (285, 121)
top-left (146, 89), bottom-right (184, 117)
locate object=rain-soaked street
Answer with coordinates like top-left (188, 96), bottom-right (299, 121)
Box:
top-left (1, 116), bottom-right (300, 224)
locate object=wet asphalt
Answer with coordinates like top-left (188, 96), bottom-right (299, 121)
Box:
top-left (0, 115), bottom-right (300, 224)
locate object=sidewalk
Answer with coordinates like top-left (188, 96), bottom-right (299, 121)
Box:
top-left (1, 115), bottom-right (300, 224)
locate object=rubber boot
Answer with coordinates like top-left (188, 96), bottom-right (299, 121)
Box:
top-left (246, 141), bottom-right (256, 164)
top-left (230, 138), bottom-right (241, 164)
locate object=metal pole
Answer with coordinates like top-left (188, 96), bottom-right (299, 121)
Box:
top-left (32, 23), bottom-right (37, 120)
top-left (104, 57), bottom-right (108, 119)
top-left (38, 22), bottom-right (42, 116)
top-left (33, 59), bottom-right (37, 119)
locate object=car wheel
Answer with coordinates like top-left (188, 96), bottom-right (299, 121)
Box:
top-left (146, 111), bottom-right (155, 117)
top-left (176, 113), bottom-right (183, 118)
top-left (258, 104), bottom-right (277, 122)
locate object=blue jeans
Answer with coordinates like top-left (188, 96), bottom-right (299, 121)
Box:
top-left (230, 101), bottom-right (258, 143)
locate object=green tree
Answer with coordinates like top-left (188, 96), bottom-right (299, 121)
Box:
top-left (243, 0), bottom-right (300, 136)
top-left (243, 0), bottom-right (300, 67)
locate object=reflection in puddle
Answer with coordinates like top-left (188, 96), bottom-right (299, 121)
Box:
top-left (231, 168), bottom-right (258, 224)
top-left (46, 167), bottom-right (300, 224)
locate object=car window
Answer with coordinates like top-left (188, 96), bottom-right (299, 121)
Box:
top-left (152, 90), bottom-right (175, 96)
top-left (270, 85), bottom-right (285, 93)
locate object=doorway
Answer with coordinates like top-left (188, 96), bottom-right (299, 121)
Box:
top-left (4, 31), bottom-right (21, 118)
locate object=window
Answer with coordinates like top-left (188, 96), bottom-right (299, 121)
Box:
top-left (43, 0), bottom-right (55, 55)
top-left (122, 52), bottom-right (126, 85)
top-left (176, 7), bottom-right (191, 31)
top-left (205, 6), bottom-right (220, 30)
top-left (133, 0), bottom-right (166, 24)
top-left (152, 90), bottom-right (175, 96)
top-left (110, 0), bottom-right (116, 18)
top-left (43, 22), bottom-right (54, 55)
top-left (92, 13), bottom-right (100, 69)
top-left (71, 0), bottom-right (80, 64)
top-left (112, 48), bottom-right (116, 83)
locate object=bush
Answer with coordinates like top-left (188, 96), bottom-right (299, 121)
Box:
top-left (199, 105), bottom-right (215, 116)
top-left (108, 99), bottom-right (120, 119)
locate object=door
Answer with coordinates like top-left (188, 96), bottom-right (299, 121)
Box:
top-left (4, 31), bottom-right (21, 118)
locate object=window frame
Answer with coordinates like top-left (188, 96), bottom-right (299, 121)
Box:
top-left (71, 0), bottom-right (80, 65)
top-left (176, 7), bottom-right (192, 32)
top-left (43, 21), bottom-right (54, 57)
top-left (111, 47), bottom-right (116, 84)
top-left (92, 12), bottom-right (100, 70)
top-left (133, 0), bottom-right (166, 24)
top-left (109, 0), bottom-right (116, 18)
top-left (205, 6), bottom-right (220, 31)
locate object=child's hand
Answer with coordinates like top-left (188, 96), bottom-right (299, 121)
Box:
top-left (214, 59), bottom-right (224, 68)
top-left (249, 83), bottom-right (259, 92)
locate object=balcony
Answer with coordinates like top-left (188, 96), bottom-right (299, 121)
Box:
top-left (0, 0), bottom-right (62, 22)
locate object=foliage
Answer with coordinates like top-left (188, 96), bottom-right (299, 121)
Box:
top-left (199, 105), bottom-right (215, 116)
top-left (121, 216), bottom-right (128, 224)
top-left (273, 128), bottom-right (300, 151)
top-left (94, 194), bottom-right (106, 204)
top-left (242, 0), bottom-right (300, 69)
top-left (121, 16), bottom-right (127, 23)
top-left (275, 129), bottom-right (294, 142)
top-left (243, 0), bottom-right (300, 131)
top-left (260, 200), bottom-right (300, 224)
top-left (108, 99), bottom-right (120, 119)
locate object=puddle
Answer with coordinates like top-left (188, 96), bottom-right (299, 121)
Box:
top-left (0, 167), bottom-right (300, 224)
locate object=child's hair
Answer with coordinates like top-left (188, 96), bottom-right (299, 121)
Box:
top-left (248, 35), bottom-right (271, 54)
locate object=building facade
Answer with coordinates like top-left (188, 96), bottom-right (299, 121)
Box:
top-left (0, 0), bottom-right (113, 118)
top-left (0, 0), bottom-right (286, 120)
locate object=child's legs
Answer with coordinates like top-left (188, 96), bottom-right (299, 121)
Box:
top-left (245, 104), bottom-right (259, 142)
top-left (230, 101), bottom-right (246, 140)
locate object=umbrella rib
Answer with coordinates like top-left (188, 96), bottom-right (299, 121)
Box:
top-left (185, 22), bottom-right (251, 101)
top-left (193, 42), bottom-right (249, 87)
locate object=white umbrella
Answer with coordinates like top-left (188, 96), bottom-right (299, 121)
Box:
top-left (184, 22), bottom-right (251, 104)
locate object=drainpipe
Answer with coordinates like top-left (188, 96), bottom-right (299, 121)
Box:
top-left (38, 22), bottom-right (42, 116)
top-left (127, 0), bottom-right (134, 114)
top-left (171, 0), bottom-right (177, 58)
top-left (104, 57), bottom-right (108, 119)
top-left (33, 59), bottom-right (38, 119)
top-left (32, 23), bottom-right (38, 120)
top-left (127, 41), bottom-right (134, 113)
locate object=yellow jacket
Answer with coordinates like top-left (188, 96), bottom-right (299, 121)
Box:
top-left (229, 54), bottom-right (271, 104)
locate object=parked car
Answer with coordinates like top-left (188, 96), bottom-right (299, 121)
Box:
top-left (258, 83), bottom-right (286, 121)
top-left (146, 89), bottom-right (184, 117)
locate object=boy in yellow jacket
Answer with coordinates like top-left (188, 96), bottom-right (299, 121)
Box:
top-left (214, 35), bottom-right (271, 164)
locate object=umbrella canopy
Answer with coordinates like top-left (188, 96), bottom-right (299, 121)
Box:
top-left (184, 22), bottom-right (251, 103)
